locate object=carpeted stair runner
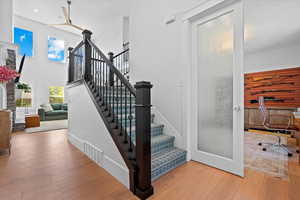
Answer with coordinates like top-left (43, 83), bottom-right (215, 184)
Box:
top-left (107, 92), bottom-right (187, 181)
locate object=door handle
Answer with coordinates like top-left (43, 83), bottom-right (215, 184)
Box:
top-left (233, 105), bottom-right (241, 112)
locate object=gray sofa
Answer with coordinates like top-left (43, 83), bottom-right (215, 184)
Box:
top-left (38, 103), bottom-right (68, 121)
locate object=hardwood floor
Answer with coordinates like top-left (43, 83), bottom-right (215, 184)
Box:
top-left (0, 130), bottom-right (299, 200)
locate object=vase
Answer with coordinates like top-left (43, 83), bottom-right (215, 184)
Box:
top-left (0, 83), bottom-right (7, 110)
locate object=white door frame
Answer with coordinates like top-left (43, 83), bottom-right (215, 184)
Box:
top-left (182, 0), bottom-right (244, 176)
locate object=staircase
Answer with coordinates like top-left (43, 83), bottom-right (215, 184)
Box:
top-left (93, 86), bottom-right (187, 181)
top-left (67, 30), bottom-right (186, 199)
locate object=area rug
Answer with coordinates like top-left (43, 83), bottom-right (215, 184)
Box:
top-left (244, 131), bottom-right (289, 179)
top-left (25, 120), bottom-right (68, 133)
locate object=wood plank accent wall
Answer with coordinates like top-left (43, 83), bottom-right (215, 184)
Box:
top-left (245, 67), bottom-right (300, 108)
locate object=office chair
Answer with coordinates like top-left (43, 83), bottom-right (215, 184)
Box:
top-left (258, 96), bottom-right (295, 157)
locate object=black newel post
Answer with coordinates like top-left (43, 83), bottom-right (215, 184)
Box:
top-left (68, 47), bottom-right (74, 83)
top-left (82, 30), bottom-right (92, 81)
top-left (134, 81), bottom-right (154, 199)
top-left (108, 52), bottom-right (114, 86)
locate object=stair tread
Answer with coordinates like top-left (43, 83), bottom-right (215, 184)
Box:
top-left (151, 147), bottom-right (187, 170)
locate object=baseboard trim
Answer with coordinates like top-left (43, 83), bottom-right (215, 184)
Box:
top-left (67, 133), bottom-right (129, 188)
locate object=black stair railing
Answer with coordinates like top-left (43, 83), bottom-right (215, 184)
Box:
top-left (108, 46), bottom-right (130, 85)
top-left (68, 30), bottom-right (153, 200)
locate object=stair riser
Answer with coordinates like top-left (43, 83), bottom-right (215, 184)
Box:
top-left (130, 126), bottom-right (164, 139)
top-left (113, 107), bottom-right (135, 114)
top-left (116, 114), bottom-right (154, 125)
top-left (151, 153), bottom-right (186, 181)
top-left (151, 139), bottom-right (174, 155)
top-left (128, 137), bottom-right (174, 155)
top-left (104, 96), bottom-right (135, 104)
top-left (92, 86), bottom-right (130, 94)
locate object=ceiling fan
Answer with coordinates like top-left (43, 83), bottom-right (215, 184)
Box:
top-left (49, 0), bottom-right (84, 31)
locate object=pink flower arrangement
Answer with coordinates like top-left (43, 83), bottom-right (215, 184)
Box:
top-left (0, 66), bottom-right (19, 83)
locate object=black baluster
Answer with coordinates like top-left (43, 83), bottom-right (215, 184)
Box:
top-left (102, 62), bottom-right (105, 102)
top-left (129, 92), bottom-right (132, 152)
top-left (98, 54), bottom-right (101, 98)
top-left (106, 64), bottom-right (108, 106)
top-left (117, 79), bottom-right (121, 134)
top-left (124, 87), bottom-right (128, 144)
top-left (92, 49), bottom-right (95, 84)
top-left (120, 81), bottom-right (123, 135)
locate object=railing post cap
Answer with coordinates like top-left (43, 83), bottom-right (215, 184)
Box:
top-left (68, 47), bottom-right (74, 51)
top-left (82, 29), bottom-right (93, 36)
top-left (135, 81), bottom-right (153, 89)
top-left (108, 52), bottom-right (114, 56)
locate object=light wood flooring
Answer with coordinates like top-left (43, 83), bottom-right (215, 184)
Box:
top-left (0, 129), bottom-right (299, 200)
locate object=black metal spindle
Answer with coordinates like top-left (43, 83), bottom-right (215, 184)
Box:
top-left (102, 62), bottom-right (105, 102)
top-left (98, 54), bottom-right (101, 97)
top-left (117, 79), bottom-right (121, 133)
top-left (120, 81), bottom-right (123, 136)
top-left (124, 87), bottom-right (128, 144)
top-left (92, 49), bottom-right (95, 84)
top-left (106, 64), bottom-right (108, 105)
top-left (129, 92), bottom-right (132, 152)
top-left (122, 56), bottom-right (124, 74)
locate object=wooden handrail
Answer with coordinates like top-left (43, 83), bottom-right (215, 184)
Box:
top-left (113, 48), bottom-right (129, 59)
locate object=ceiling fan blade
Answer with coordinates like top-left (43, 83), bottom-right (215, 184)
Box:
top-left (69, 23), bottom-right (84, 31)
top-left (62, 7), bottom-right (70, 22)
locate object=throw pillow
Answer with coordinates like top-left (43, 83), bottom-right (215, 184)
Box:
top-left (62, 104), bottom-right (68, 111)
top-left (41, 104), bottom-right (53, 112)
top-left (51, 104), bottom-right (62, 110)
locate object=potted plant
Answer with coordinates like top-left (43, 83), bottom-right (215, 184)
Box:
top-left (0, 66), bottom-right (19, 109)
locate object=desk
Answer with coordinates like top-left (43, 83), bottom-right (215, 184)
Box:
top-left (294, 113), bottom-right (300, 164)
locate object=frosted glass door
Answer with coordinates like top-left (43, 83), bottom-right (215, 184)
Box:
top-left (197, 13), bottom-right (234, 159)
top-left (190, 1), bottom-right (244, 177)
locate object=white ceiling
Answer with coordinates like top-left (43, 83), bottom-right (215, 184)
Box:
top-left (14, 0), bottom-right (300, 53)
top-left (244, 0), bottom-right (300, 53)
top-left (14, 0), bottom-right (130, 43)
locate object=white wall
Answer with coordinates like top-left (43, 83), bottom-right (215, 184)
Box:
top-left (245, 40), bottom-right (300, 73)
top-left (68, 84), bottom-right (129, 188)
top-left (0, 0), bottom-right (13, 43)
top-left (129, 0), bottom-right (300, 152)
top-left (129, 0), bottom-right (208, 150)
top-left (14, 16), bottom-right (81, 116)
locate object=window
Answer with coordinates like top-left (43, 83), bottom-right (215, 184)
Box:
top-left (15, 83), bottom-right (32, 107)
top-left (49, 86), bottom-right (64, 104)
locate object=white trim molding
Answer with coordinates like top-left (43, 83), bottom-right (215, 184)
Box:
top-left (182, 0), bottom-right (238, 21)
